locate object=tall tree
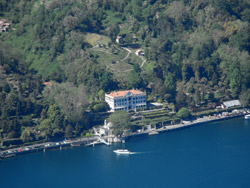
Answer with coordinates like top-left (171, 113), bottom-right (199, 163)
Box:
top-left (164, 72), bottom-right (176, 97)
top-left (108, 111), bottom-right (131, 137)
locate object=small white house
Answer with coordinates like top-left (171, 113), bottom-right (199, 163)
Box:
top-left (116, 35), bottom-right (125, 44)
top-left (221, 100), bottom-right (241, 109)
top-left (135, 49), bottom-right (145, 56)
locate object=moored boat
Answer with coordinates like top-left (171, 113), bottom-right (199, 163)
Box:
top-left (71, 143), bottom-right (81, 147)
top-left (245, 114), bottom-right (250, 120)
top-left (148, 131), bottom-right (159, 135)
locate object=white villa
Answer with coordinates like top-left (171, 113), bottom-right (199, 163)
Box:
top-left (105, 89), bottom-right (147, 112)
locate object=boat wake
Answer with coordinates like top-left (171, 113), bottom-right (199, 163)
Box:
top-left (129, 152), bottom-right (144, 155)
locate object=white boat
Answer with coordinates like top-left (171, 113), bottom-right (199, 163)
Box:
top-left (113, 149), bottom-right (131, 154)
top-left (148, 131), bottom-right (159, 135)
top-left (71, 143), bottom-right (81, 147)
top-left (245, 114), bottom-right (250, 120)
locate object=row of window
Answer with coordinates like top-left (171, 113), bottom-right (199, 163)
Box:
top-left (114, 96), bottom-right (146, 102)
top-left (131, 96), bottom-right (146, 101)
top-left (136, 105), bottom-right (146, 108)
top-left (114, 105), bottom-right (146, 111)
top-left (115, 102), bottom-right (128, 107)
top-left (114, 101), bottom-right (146, 107)
top-left (135, 100), bottom-right (146, 104)
top-left (115, 108), bottom-right (128, 111)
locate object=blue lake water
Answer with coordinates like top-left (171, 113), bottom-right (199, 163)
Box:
top-left (1, 118), bottom-right (250, 188)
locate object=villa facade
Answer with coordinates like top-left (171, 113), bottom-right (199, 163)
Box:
top-left (105, 90), bottom-right (147, 112)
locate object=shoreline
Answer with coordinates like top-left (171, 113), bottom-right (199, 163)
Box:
top-left (0, 111), bottom-right (248, 160)
top-left (127, 113), bottom-right (245, 139)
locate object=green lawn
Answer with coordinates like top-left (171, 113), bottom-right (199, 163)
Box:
top-left (89, 45), bottom-right (143, 82)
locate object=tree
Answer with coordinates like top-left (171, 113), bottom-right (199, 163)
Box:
top-left (229, 61), bottom-right (242, 97)
top-left (191, 46), bottom-right (202, 61)
top-left (194, 89), bottom-right (201, 105)
top-left (177, 107), bottom-right (191, 120)
top-left (43, 82), bottom-right (89, 122)
top-left (93, 102), bottom-right (109, 112)
top-left (21, 127), bottom-right (35, 142)
top-left (65, 124), bottom-right (73, 138)
top-left (128, 70), bottom-right (141, 89)
top-left (40, 119), bottom-right (52, 140)
top-left (124, 34), bottom-right (133, 45)
top-left (107, 24), bottom-right (120, 42)
top-left (239, 90), bottom-right (250, 107)
top-left (98, 89), bottom-right (105, 101)
top-left (75, 122), bottom-right (83, 136)
top-left (100, 72), bottom-right (117, 92)
top-left (108, 111), bottom-right (131, 137)
top-left (211, 73), bottom-right (218, 85)
top-left (176, 91), bottom-right (187, 107)
top-left (133, 64), bottom-right (141, 73)
top-left (230, 31), bottom-right (250, 52)
top-left (241, 8), bottom-right (250, 23)
top-left (165, 1), bottom-right (188, 23)
top-left (164, 72), bottom-right (176, 96)
top-left (182, 64), bottom-right (188, 82)
top-left (3, 82), bottom-right (10, 93)
top-left (207, 92), bottom-right (215, 101)
top-left (7, 130), bottom-right (19, 139)
top-left (47, 104), bottom-right (60, 122)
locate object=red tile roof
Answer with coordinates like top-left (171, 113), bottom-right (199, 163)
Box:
top-left (43, 82), bottom-right (52, 86)
top-left (108, 90), bottom-right (145, 97)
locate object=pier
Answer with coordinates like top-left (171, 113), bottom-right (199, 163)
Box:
top-left (85, 137), bottom-right (111, 147)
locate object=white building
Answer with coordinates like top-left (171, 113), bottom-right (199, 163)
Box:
top-left (135, 49), bottom-right (145, 56)
top-left (221, 100), bottom-right (241, 109)
top-left (105, 89), bottom-right (147, 112)
top-left (93, 120), bottom-right (113, 136)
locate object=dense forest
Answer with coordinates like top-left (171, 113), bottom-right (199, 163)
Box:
top-left (1, 0), bottom-right (250, 145)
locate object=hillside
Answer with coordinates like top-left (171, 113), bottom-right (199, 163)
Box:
top-left (1, 0), bottom-right (250, 145)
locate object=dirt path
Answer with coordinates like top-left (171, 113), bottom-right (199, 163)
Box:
top-left (91, 45), bottom-right (146, 73)
top-left (120, 47), bottom-right (131, 61)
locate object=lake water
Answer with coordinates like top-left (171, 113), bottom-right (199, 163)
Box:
top-left (1, 118), bottom-right (250, 188)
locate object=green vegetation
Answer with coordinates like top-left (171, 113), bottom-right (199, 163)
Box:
top-left (108, 111), bottom-right (132, 137)
top-left (177, 108), bottom-right (192, 120)
top-left (1, 0), bottom-right (250, 146)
